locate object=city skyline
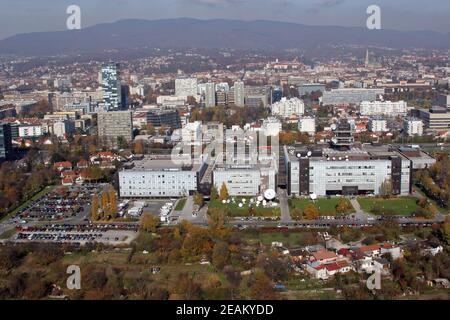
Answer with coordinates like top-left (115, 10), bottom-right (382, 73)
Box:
top-left (1, 0), bottom-right (450, 39)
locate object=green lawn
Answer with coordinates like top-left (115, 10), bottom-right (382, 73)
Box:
top-left (289, 198), bottom-right (354, 216)
top-left (242, 230), bottom-right (316, 247)
top-left (174, 198), bottom-right (187, 211)
top-left (209, 198), bottom-right (280, 217)
top-left (0, 228), bottom-right (16, 240)
top-left (357, 197), bottom-right (419, 216)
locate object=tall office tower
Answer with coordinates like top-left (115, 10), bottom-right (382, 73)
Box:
top-left (205, 82), bottom-right (216, 108)
top-left (234, 81), bottom-right (245, 107)
top-left (101, 62), bottom-right (122, 110)
top-left (175, 77), bottom-right (198, 97)
top-left (272, 87), bottom-right (283, 104)
top-left (0, 123), bottom-right (12, 160)
top-left (97, 111), bottom-right (133, 145)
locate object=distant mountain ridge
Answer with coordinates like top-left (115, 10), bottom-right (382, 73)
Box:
top-left (1, 18), bottom-right (449, 56)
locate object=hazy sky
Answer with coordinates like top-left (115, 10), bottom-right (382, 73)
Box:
top-left (1, 0), bottom-right (450, 39)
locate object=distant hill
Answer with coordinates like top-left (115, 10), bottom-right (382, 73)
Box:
top-left (1, 18), bottom-right (449, 56)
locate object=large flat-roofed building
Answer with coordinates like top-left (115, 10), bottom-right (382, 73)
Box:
top-left (213, 163), bottom-right (277, 197)
top-left (436, 94), bottom-right (450, 108)
top-left (398, 147), bottom-right (436, 170)
top-left (298, 83), bottom-right (326, 96)
top-left (284, 145), bottom-right (411, 197)
top-left (119, 155), bottom-right (208, 198)
top-left (322, 88), bottom-right (384, 105)
top-left (175, 77), bottom-right (198, 97)
top-left (147, 108), bottom-right (181, 129)
top-left (97, 111), bottom-right (133, 143)
top-left (413, 107), bottom-right (450, 130)
top-left (360, 100), bottom-right (408, 116)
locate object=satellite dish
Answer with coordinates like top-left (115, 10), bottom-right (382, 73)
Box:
top-left (264, 189), bottom-right (276, 201)
top-left (238, 203), bottom-right (243, 208)
top-left (307, 151), bottom-right (312, 157)
top-left (310, 193), bottom-right (317, 200)
top-left (257, 196), bottom-right (264, 202)
top-left (296, 153), bottom-right (302, 158)
top-left (331, 124), bottom-right (337, 131)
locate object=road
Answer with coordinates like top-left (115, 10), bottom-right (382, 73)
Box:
top-left (278, 189), bottom-right (291, 222)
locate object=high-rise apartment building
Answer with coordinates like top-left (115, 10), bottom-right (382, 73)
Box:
top-left (234, 81), bottom-right (245, 107)
top-left (175, 78), bottom-right (198, 97)
top-left (0, 123), bottom-right (12, 160)
top-left (205, 82), bottom-right (216, 108)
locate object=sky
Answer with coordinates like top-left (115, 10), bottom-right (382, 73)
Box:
top-left (1, 0), bottom-right (450, 39)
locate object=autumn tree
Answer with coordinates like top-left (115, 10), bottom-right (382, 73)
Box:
top-left (303, 203), bottom-right (319, 220)
top-left (133, 140), bottom-right (144, 155)
top-left (100, 191), bottom-right (109, 220)
top-left (108, 187), bottom-right (118, 219)
top-left (207, 207), bottom-right (229, 239)
top-left (249, 270), bottom-right (276, 300)
top-left (91, 194), bottom-right (99, 221)
top-left (194, 192), bottom-right (204, 207)
top-left (140, 213), bottom-right (159, 233)
top-left (219, 183), bottom-right (229, 201)
top-left (210, 186), bottom-right (219, 201)
top-left (336, 199), bottom-right (352, 215)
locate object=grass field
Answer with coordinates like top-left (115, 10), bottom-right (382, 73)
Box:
top-left (174, 198), bottom-right (187, 211)
top-left (242, 230), bottom-right (316, 247)
top-left (357, 197), bottom-right (419, 216)
top-left (208, 198), bottom-right (280, 217)
top-left (289, 198), bottom-right (354, 216)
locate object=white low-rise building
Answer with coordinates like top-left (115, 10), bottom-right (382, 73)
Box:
top-left (298, 117), bottom-right (316, 136)
top-left (119, 155), bottom-right (207, 198)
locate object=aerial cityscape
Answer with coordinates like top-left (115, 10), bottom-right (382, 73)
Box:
top-left (0, 0), bottom-right (449, 305)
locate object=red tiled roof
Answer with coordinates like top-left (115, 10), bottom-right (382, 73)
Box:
top-left (312, 250), bottom-right (338, 261)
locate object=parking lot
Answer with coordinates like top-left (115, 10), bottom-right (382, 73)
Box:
top-left (18, 184), bottom-right (108, 223)
top-left (14, 223), bottom-right (139, 244)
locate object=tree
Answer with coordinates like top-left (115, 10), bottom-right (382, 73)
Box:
top-left (134, 140), bottom-right (144, 155)
top-left (108, 187), bottom-right (118, 219)
top-left (212, 242), bottom-right (229, 270)
top-left (303, 203), bottom-right (319, 220)
top-left (146, 124), bottom-right (156, 135)
top-left (249, 270), bottom-right (276, 300)
top-left (100, 191), bottom-right (109, 220)
top-left (207, 207), bottom-right (229, 239)
top-left (91, 194), bottom-right (99, 221)
top-left (194, 192), bottom-right (204, 207)
top-left (379, 178), bottom-right (393, 198)
top-left (116, 136), bottom-right (128, 150)
top-left (336, 199), bottom-right (351, 215)
top-left (219, 183), bottom-right (229, 201)
top-left (210, 186), bottom-right (219, 201)
top-left (140, 213), bottom-right (159, 233)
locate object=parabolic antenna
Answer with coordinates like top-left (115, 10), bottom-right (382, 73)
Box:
top-left (264, 189), bottom-right (276, 201)
top-left (331, 124), bottom-right (337, 131)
